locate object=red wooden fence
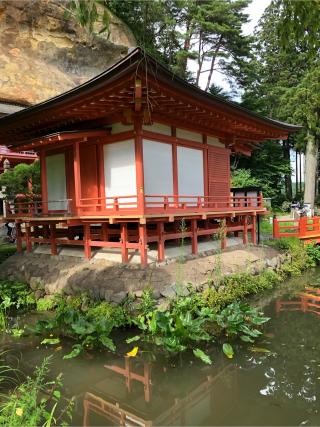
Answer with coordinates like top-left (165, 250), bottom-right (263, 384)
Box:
top-left (273, 216), bottom-right (320, 243)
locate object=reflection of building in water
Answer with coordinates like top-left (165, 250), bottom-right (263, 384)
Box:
top-left (83, 356), bottom-right (234, 426)
top-left (276, 288), bottom-right (320, 316)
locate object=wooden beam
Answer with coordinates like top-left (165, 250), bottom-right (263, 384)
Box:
top-left (135, 79), bottom-right (142, 112)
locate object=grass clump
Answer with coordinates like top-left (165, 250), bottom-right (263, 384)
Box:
top-left (0, 244), bottom-right (16, 265)
top-left (0, 355), bottom-right (73, 426)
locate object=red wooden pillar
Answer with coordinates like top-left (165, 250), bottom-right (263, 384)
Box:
top-left (243, 215), bottom-right (248, 244)
top-left (139, 223), bottom-right (148, 267)
top-left (172, 142), bottom-right (178, 205)
top-left (120, 223), bottom-right (128, 263)
top-left (16, 221), bottom-right (22, 253)
top-left (73, 141), bottom-right (82, 215)
top-left (157, 222), bottom-right (165, 262)
top-left (252, 214), bottom-right (257, 244)
top-left (83, 223), bottom-right (91, 259)
top-left (134, 118), bottom-right (145, 215)
top-left (49, 223), bottom-right (57, 255)
top-left (191, 219), bottom-right (198, 255)
top-left (98, 143), bottom-right (106, 210)
top-left (203, 135), bottom-right (209, 199)
top-left (101, 222), bottom-right (109, 241)
top-left (39, 151), bottom-right (48, 214)
top-left (25, 223), bottom-right (32, 253)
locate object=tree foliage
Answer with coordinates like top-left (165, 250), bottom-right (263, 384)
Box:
top-left (107, 0), bottom-right (252, 89)
top-left (231, 169), bottom-right (261, 188)
top-left (0, 162), bottom-right (41, 200)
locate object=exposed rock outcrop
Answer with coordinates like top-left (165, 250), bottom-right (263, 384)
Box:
top-left (0, 0), bottom-right (136, 104)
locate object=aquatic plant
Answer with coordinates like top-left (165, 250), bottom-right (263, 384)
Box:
top-left (0, 356), bottom-right (73, 426)
top-left (36, 296), bottom-right (119, 358)
top-left (0, 280), bottom-right (35, 311)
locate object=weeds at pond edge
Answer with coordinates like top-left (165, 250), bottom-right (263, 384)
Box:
top-left (0, 354), bottom-right (74, 426)
top-left (0, 237), bottom-right (318, 365)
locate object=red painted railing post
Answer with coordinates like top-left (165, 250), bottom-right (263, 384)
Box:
top-left (164, 196), bottom-right (168, 211)
top-left (273, 216), bottom-right (279, 239)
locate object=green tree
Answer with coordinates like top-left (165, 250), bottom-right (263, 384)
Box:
top-left (107, 0), bottom-right (252, 88)
top-left (231, 169), bottom-right (261, 188)
top-left (281, 66), bottom-right (320, 206)
top-left (0, 162), bottom-right (41, 200)
top-left (240, 1), bottom-right (310, 201)
top-left (236, 141), bottom-right (291, 206)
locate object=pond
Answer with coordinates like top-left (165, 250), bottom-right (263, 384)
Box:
top-left (2, 271), bottom-right (320, 426)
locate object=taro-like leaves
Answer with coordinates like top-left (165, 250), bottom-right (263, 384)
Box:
top-left (63, 344), bottom-right (82, 359)
top-left (126, 335), bottom-right (141, 344)
top-left (240, 335), bottom-right (254, 343)
top-left (222, 343), bottom-right (234, 359)
top-left (193, 348), bottom-right (212, 365)
top-left (71, 319), bottom-right (96, 336)
top-left (99, 335), bottom-right (116, 352)
top-left (41, 337), bottom-right (60, 345)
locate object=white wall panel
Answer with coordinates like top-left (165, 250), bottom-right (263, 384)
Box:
top-left (142, 122), bottom-right (171, 136)
top-left (207, 135), bottom-right (224, 147)
top-left (177, 146), bottom-right (204, 199)
top-left (176, 128), bottom-right (202, 143)
top-left (46, 153), bottom-right (67, 211)
top-left (104, 140), bottom-right (137, 208)
top-left (111, 122), bottom-right (134, 134)
top-left (143, 140), bottom-right (173, 196)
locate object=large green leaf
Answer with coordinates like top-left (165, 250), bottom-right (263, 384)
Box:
top-left (222, 343), bottom-right (234, 359)
top-left (63, 344), bottom-right (82, 359)
top-left (41, 338), bottom-right (60, 345)
top-left (99, 335), bottom-right (116, 351)
top-left (193, 348), bottom-right (212, 365)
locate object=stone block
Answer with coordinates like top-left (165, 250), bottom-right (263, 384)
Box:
top-left (111, 291), bottom-right (128, 304)
top-left (160, 284), bottom-right (176, 299)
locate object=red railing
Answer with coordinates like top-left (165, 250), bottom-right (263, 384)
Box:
top-left (4, 194), bottom-right (264, 219)
top-left (273, 216), bottom-right (320, 240)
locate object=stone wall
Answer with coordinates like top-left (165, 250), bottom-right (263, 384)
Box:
top-left (0, 246), bottom-right (289, 304)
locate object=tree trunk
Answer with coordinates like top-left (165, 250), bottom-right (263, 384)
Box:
top-left (304, 132), bottom-right (318, 208)
top-left (295, 150), bottom-right (298, 197)
top-left (283, 139), bottom-right (292, 199)
top-left (176, 20), bottom-right (192, 79)
top-left (205, 36), bottom-right (223, 91)
top-left (195, 32), bottom-right (203, 86)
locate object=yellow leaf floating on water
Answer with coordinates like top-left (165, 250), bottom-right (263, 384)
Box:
top-left (16, 408), bottom-right (23, 417)
top-left (127, 347), bottom-right (139, 357)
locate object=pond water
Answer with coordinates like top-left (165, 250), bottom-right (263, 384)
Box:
top-left (2, 271), bottom-right (320, 426)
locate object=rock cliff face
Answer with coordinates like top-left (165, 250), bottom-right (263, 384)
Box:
top-left (0, 0), bottom-right (136, 105)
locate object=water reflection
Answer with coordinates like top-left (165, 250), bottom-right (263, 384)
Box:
top-left (276, 287), bottom-right (320, 316)
top-left (82, 356), bottom-right (235, 426)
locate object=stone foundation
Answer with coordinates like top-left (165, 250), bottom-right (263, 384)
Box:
top-left (0, 245), bottom-right (289, 303)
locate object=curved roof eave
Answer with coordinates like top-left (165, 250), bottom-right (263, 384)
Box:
top-left (0, 47), bottom-right (302, 134)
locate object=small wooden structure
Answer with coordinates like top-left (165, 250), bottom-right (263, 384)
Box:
top-left (273, 216), bottom-right (320, 244)
top-left (0, 48), bottom-right (300, 265)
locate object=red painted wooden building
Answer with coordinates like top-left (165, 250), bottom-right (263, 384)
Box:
top-left (0, 48), bottom-right (300, 265)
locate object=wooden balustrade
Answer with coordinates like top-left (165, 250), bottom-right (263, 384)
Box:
top-left (273, 216), bottom-right (320, 242)
top-left (4, 194), bottom-right (264, 219)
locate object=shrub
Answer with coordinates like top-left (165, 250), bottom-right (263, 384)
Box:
top-left (0, 356), bottom-right (73, 426)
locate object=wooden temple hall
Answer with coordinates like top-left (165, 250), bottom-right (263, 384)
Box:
top-left (0, 48), bottom-right (300, 265)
